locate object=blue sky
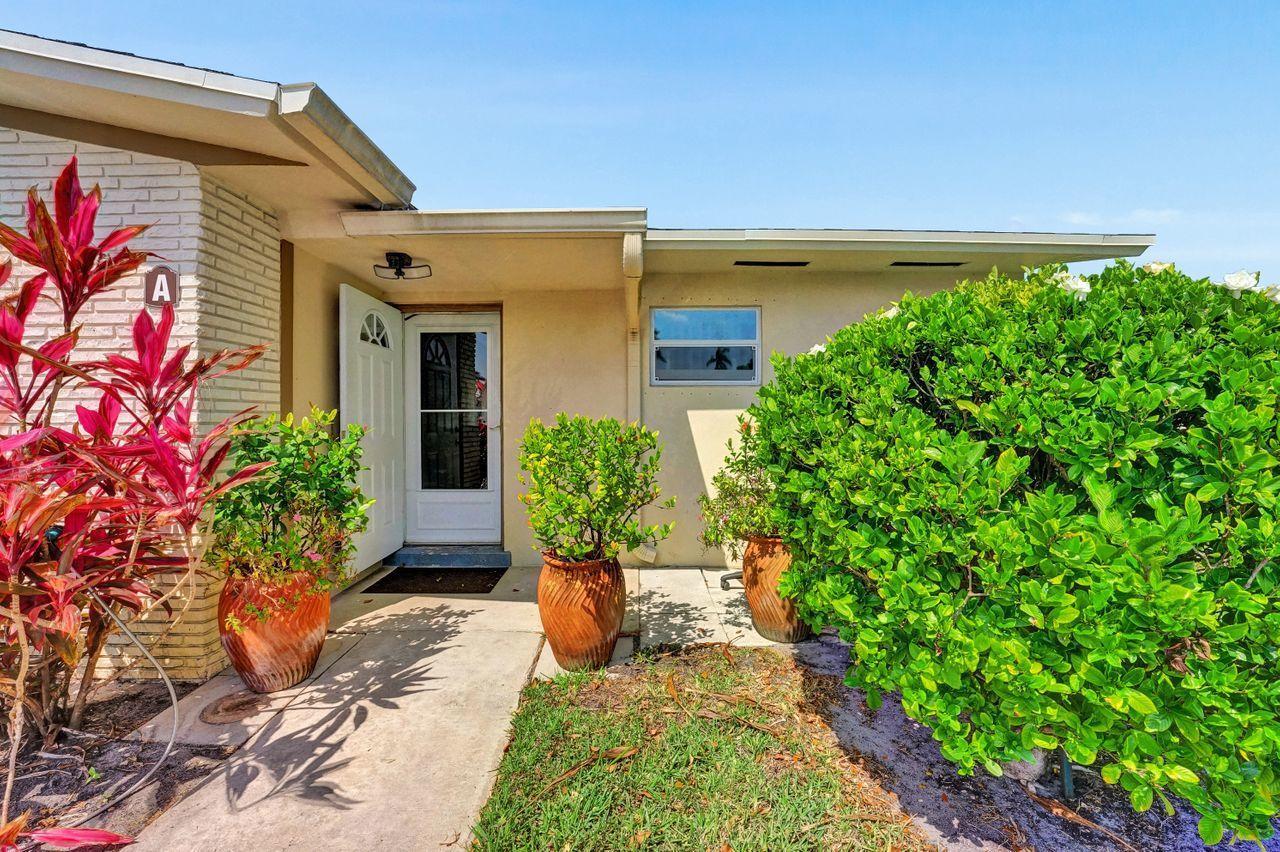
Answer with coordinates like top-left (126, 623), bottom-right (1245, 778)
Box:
top-left (7, 1), bottom-right (1279, 280)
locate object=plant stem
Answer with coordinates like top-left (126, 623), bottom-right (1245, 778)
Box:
top-left (3, 596), bottom-right (32, 824)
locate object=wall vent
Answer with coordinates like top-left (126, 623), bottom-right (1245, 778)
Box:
top-left (890, 260), bottom-right (965, 268)
top-left (733, 260), bottom-right (810, 267)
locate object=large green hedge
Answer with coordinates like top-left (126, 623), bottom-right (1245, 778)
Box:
top-left (750, 262), bottom-right (1280, 843)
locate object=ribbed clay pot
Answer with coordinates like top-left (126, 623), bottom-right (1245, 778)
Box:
top-left (742, 536), bottom-right (813, 643)
top-left (537, 553), bottom-right (626, 670)
top-left (218, 571), bottom-right (330, 693)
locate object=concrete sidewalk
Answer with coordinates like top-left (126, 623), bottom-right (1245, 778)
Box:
top-left (131, 563), bottom-right (767, 850)
top-left (131, 567), bottom-right (546, 852)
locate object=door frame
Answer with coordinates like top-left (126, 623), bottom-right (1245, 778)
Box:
top-left (402, 311), bottom-right (503, 544)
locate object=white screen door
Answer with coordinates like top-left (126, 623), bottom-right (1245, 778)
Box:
top-left (339, 284), bottom-right (406, 571)
top-left (405, 313), bottom-right (502, 543)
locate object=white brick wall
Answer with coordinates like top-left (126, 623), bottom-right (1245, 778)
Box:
top-left (0, 128), bottom-right (283, 679)
top-left (196, 175), bottom-right (281, 427)
top-left (0, 129), bottom-right (202, 420)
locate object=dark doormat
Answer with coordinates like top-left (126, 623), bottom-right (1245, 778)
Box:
top-left (363, 567), bottom-right (506, 595)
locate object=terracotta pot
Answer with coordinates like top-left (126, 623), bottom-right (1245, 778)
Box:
top-left (218, 571), bottom-right (330, 693)
top-left (742, 536), bottom-right (813, 643)
top-left (537, 553), bottom-right (626, 671)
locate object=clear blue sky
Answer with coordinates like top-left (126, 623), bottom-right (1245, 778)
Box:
top-left (7, 1), bottom-right (1278, 280)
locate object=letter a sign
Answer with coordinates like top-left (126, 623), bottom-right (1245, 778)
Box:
top-left (144, 266), bottom-right (180, 307)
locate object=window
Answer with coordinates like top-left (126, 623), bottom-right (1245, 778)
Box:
top-left (650, 307), bottom-right (760, 385)
top-left (359, 313), bottom-right (392, 348)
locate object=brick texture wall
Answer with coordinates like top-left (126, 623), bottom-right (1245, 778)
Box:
top-left (0, 128), bottom-right (282, 681)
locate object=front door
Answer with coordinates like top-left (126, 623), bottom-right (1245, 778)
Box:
top-left (339, 284), bottom-right (406, 571)
top-left (404, 313), bottom-right (502, 543)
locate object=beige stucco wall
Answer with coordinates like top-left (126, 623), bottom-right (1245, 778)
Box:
top-left (288, 245), bottom-right (386, 416)
top-left (641, 269), bottom-right (962, 566)
top-left (367, 288), bottom-right (630, 567)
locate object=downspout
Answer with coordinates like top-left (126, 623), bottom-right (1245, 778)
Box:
top-left (622, 232), bottom-right (657, 564)
top-left (622, 232), bottom-right (644, 426)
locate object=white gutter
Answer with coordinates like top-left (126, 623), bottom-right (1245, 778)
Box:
top-left (278, 85), bottom-right (415, 208)
top-left (0, 29), bottom-right (415, 208)
top-left (644, 228), bottom-right (1156, 255)
top-left (342, 208), bottom-right (649, 237)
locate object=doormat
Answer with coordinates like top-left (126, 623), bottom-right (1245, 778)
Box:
top-left (363, 567), bottom-right (506, 595)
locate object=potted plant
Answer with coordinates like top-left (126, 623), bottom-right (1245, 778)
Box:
top-left (209, 408), bottom-right (371, 692)
top-left (699, 419), bottom-right (812, 643)
top-left (519, 415), bottom-right (674, 670)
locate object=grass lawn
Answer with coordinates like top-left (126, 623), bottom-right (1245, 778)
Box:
top-left (471, 645), bottom-right (930, 851)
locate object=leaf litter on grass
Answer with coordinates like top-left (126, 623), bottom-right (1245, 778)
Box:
top-left (471, 644), bottom-right (934, 851)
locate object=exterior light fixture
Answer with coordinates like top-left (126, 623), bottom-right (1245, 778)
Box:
top-left (373, 251), bottom-right (432, 280)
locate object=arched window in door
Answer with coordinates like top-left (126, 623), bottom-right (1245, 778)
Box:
top-left (359, 312), bottom-right (392, 348)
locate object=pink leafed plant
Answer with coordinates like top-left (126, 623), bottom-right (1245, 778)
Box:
top-left (0, 157), bottom-right (270, 842)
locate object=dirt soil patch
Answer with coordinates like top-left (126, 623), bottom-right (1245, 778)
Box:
top-left (1, 679), bottom-right (230, 841)
top-left (796, 634), bottom-right (1278, 851)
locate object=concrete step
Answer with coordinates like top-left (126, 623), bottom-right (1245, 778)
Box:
top-left (383, 545), bottom-right (513, 570)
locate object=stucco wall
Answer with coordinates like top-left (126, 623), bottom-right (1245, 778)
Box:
top-left (287, 278), bottom-right (629, 569)
top-left (288, 247), bottom-right (387, 416)
top-left (498, 289), bottom-right (629, 565)
top-left (641, 269), bottom-right (962, 566)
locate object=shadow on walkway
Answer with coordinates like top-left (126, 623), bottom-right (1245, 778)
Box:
top-left (221, 603), bottom-right (474, 814)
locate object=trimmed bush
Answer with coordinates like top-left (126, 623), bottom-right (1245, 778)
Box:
top-left (750, 262), bottom-right (1280, 842)
top-left (518, 415), bottom-right (674, 562)
top-left (698, 418), bottom-right (778, 561)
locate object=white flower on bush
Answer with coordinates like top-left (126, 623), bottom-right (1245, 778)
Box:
top-left (1053, 271), bottom-right (1091, 301)
top-left (807, 342), bottom-right (826, 355)
top-left (1220, 269), bottom-right (1260, 298)
top-left (1264, 285), bottom-right (1280, 304)
top-left (1143, 261), bottom-right (1174, 274)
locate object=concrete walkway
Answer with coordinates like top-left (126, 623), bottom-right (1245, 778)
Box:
top-left (131, 563), bottom-right (766, 850)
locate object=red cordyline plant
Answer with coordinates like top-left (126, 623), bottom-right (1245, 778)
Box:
top-left (0, 158), bottom-right (268, 845)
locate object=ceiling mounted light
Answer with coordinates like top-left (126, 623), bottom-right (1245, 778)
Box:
top-left (374, 251), bottom-right (432, 280)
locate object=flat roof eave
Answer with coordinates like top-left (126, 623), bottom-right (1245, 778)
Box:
top-left (644, 228), bottom-right (1157, 254)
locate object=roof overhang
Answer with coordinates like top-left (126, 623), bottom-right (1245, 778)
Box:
top-left (0, 30), bottom-right (415, 217)
top-left (293, 208), bottom-right (649, 296)
top-left (644, 228), bottom-right (1156, 274)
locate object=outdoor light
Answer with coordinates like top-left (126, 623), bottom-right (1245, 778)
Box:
top-left (373, 251), bottom-right (432, 280)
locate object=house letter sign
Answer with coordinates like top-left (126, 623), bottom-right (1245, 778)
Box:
top-left (144, 266), bottom-right (181, 307)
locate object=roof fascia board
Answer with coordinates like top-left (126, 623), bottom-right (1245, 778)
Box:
top-left (342, 208), bottom-right (649, 237)
top-left (0, 31), bottom-right (413, 209)
top-left (277, 84), bottom-right (415, 208)
top-left (644, 229), bottom-right (1157, 254)
top-left (0, 30), bottom-right (276, 113)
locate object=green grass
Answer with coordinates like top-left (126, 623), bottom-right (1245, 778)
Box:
top-left (471, 646), bottom-right (928, 851)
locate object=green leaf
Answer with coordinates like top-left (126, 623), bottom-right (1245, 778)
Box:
top-left (1126, 689), bottom-right (1157, 716)
top-left (1197, 814), bottom-right (1223, 846)
top-left (1130, 784), bottom-right (1153, 812)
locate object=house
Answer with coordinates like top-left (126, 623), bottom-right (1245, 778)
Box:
top-left (0, 30), bottom-right (1154, 677)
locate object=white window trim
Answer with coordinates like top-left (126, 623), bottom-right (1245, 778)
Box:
top-left (649, 306), bottom-right (761, 387)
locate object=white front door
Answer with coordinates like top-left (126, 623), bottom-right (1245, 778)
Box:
top-left (339, 284), bottom-right (406, 571)
top-left (404, 313), bottom-right (502, 544)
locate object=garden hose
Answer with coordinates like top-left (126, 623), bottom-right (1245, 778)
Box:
top-left (65, 586), bottom-right (179, 829)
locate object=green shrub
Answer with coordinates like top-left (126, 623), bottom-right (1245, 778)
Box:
top-left (210, 408), bottom-right (371, 626)
top-left (518, 414), bottom-right (673, 562)
top-left (698, 418), bottom-right (778, 560)
top-left (750, 262), bottom-right (1280, 843)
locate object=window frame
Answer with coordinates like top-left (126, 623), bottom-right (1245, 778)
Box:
top-left (649, 306), bottom-right (762, 387)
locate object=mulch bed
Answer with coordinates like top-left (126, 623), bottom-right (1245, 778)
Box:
top-left (1, 679), bottom-right (231, 841)
top-left (795, 634), bottom-right (1279, 851)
